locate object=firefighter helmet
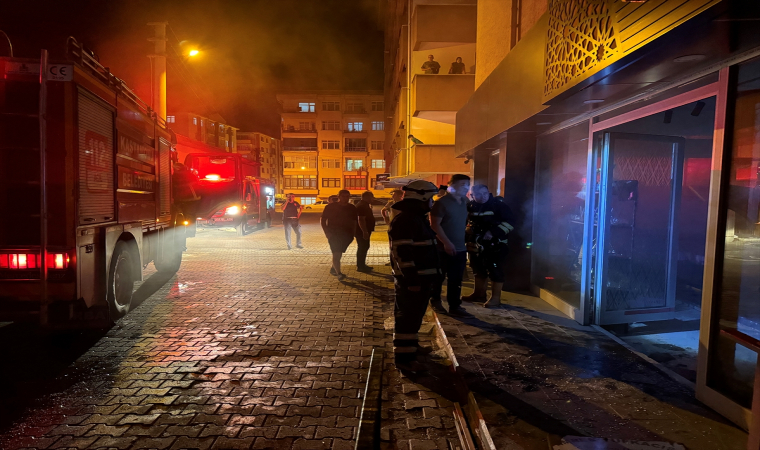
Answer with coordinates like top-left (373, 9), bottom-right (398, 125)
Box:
top-left (402, 180), bottom-right (439, 202)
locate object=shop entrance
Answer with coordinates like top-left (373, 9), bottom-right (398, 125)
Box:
top-left (588, 94), bottom-right (717, 382)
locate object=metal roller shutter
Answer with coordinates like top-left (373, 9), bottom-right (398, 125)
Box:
top-left (78, 90), bottom-right (115, 225)
top-left (158, 138), bottom-right (171, 217)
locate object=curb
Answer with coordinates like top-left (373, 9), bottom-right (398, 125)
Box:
top-left (428, 310), bottom-right (496, 450)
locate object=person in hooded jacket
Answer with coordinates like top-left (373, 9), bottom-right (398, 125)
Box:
top-left (388, 180), bottom-right (441, 372)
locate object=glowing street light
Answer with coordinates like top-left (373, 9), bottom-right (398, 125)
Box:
top-left (188, 49), bottom-right (200, 57)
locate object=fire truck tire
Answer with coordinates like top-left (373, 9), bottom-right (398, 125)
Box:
top-left (107, 241), bottom-right (136, 321)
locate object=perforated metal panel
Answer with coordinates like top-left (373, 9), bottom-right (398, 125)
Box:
top-left (78, 90), bottom-right (114, 225)
top-left (158, 138), bottom-right (171, 217)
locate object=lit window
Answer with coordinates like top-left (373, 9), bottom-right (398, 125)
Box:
top-left (167, 115), bottom-right (175, 123)
top-left (343, 175), bottom-right (367, 190)
top-left (347, 122), bottom-right (363, 132)
top-left (371, 159), bottom-right (386, 169)
top-left (298, 102), bottom-right (315, 113)
top-left (372, 121), bottom-right (384, 131)
top-left (193, 117), bottom-right (197, 125)
top-left (345, 159), bottom-right (364, 171)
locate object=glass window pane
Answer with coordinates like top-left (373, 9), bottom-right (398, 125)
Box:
top-left (532, 121), bottom-right (589, 308)
top-left (708, 58), bottom-right (760, 407)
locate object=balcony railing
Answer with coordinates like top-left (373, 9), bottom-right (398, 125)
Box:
top-left (345, 147), bottom-right (367, 152)
top-left (344, 129), bottom-right (366, 133)
top-left (283, 146), bottom-right (318, 151)
top-left (282, 128), bottom-right (317, 133)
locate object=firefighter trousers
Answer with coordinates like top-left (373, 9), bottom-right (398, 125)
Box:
top-left (393, 281), bottom-right (433, 363)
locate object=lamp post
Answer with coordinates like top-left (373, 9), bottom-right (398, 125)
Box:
top-left (147, 21), bottom-right (168, 120)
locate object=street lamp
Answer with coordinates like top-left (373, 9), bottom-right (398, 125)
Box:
top-left (188, 49), bottom-right (200, 57)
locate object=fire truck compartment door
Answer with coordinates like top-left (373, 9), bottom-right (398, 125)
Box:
top-left (77, 227), bottom-right (105, 308)
top-left (77, 89), bottom-right (116, 225)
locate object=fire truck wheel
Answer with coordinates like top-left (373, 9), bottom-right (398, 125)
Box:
top-left (108, 241), bottom-right (136, 321)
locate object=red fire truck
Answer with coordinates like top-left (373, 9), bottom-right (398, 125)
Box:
top-left (185, 153), bottom-right (275, 236)
top-left (0, 39), bottom-right (190, 324)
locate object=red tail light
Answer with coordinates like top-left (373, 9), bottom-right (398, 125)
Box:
top-left (48, 253), bottom-right (69, 270)
top-left (0, 252), bottom-right (69, 270)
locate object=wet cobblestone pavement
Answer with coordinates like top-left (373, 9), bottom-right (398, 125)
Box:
top-left (439, 292), bottom-right (748, 450)
top-left (0, 214), bottom-right (459, 450)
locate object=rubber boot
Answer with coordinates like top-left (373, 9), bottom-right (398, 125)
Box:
top-left (462, 277), bottom-right (488, 302)
top-left (484, 282), bottom-right (503, 308)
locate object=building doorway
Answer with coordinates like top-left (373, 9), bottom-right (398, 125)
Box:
top-left (588, 93), bottom-right (717, 383)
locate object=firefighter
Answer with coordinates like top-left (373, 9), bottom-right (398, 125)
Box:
top-left (463, 184), bottom-right (515, 308)
top-left (389, 180), bottom-right (441, 372)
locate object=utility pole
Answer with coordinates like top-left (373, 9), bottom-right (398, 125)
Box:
top-left (147, 22), bottom-right (168, 120)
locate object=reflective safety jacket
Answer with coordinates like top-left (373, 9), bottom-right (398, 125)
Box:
top-left (466, 196), bottom-right (515, 245)
top-left (388, 199), bottom-right (442, 287)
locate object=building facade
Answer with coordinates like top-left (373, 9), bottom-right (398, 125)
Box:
top-left (167, 111), bottom-right (238, 164)
top-left (237, 132), bottom-right (283, 193)
top-left (453, 0), bottom-right (760, 436)
top-left (382, 0), bottom-right (473, 185)
top-left (276, 92), bottom-right (389, 204)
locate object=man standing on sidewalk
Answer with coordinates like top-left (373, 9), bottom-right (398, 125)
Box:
top-left (321, 189), bottom-right (357, 280)
top-left (389, 180), bottom-right (441, 372)
top-left (355, 191), bottom-right (376, 273)
top-left (429, 174), bottom-right (472, 317)
top-left (282, 193), bottom-right (303, 250)
top-left (381, 189), bottom-right (404, 224)
top-left (463, 184), bottom-right (514, 308)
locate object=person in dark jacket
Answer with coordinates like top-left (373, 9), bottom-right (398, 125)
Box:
top-left (462, 185), bottom-right (515, 308)
top-left (389, 180), bottom-right (441, 372)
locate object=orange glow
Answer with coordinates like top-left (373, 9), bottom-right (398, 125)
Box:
top-left (189, 49), bottom-right (200, 57)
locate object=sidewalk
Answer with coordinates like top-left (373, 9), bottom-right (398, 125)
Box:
top-left (436, 291), bottom-right (748, 450)
top-left (0, 216), bottom-right (460, 450)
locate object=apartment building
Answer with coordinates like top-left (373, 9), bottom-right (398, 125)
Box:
top-left (276, 92), bottom-right (388, 205)
top-left (167, 111), bottom-right (238, 164)
top-left (450, 0), bottom-right (760, 434)
top-left (237, 132), bottom-right (283, 192)
top-left (383, 0), bottom-right (473, 184)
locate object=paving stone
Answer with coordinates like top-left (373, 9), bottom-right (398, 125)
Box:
top-left (131, 436), bottom-right (177, 449)
top-left (0, 219), bottom-right (458, 450)
top-left (314, 426), bottom-right (354, 440)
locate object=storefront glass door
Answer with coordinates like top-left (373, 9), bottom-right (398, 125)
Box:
top-left (594, 133), bottom-right (685, 325)
top-left (588, 95), bottom-right (717, 331)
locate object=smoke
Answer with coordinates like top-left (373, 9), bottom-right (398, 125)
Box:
top-left (0, 0), bottom-right (384, 136)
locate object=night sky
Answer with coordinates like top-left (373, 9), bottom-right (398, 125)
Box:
top-left (0, 0), bottom-right (384, 137)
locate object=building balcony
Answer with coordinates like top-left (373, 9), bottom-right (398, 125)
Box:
top-left (283, 146), bottom-right (318, 152)
top-left (412, 74), bottom-right (474, 125)
top-left (344, 147), bottom-right (367, 153)
top-left (412, 4), bottom-right (476, 51)
top-left (282, 127), bottom-right (317, 133)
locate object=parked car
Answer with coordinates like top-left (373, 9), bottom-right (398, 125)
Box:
top-left (303, 200), bottom-right (329, 212)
